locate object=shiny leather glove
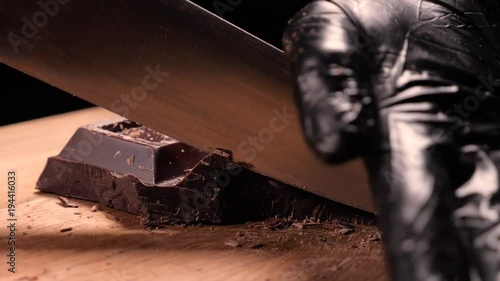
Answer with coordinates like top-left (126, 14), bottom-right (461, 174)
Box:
top-left (283, 1), bottom-right (500, 281)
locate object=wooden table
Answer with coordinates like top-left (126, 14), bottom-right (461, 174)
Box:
top-left (0, 108), bottom-right (387, 281)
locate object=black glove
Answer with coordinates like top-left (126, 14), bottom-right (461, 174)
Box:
top-left (283, 1), bottom-right (500, 281)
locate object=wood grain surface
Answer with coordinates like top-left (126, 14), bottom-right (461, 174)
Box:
top-left (0, 108), bottom-right (387, 281)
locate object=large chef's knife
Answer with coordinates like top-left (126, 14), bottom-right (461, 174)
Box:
top-left (0, 0), bottom-right (373, 212)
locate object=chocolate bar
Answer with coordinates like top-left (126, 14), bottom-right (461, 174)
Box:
top-left (36, 120), bottom-right (373, 225)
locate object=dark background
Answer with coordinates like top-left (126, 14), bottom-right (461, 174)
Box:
top-left (1, 0), bottom-right (309, 126)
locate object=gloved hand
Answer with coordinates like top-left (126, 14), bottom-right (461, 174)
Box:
top-left (282, 1), bottom-right (500, 281)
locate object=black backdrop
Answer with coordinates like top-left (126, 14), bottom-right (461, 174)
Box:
top-left (1, 0), bottom-right (309, 126)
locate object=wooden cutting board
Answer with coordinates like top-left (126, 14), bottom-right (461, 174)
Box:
top-left (0, 108), bottom-right (386, 281)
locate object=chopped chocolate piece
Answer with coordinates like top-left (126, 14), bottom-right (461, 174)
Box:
top-left (36, 120), bottom-right (375, 226)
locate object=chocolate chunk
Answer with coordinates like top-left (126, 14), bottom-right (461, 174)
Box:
top-left (36, 120), bottom-right (374, 225)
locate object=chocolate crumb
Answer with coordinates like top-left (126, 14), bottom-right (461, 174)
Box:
top-left (56, 196), bottom-right (79, 208)
top-left (105, 214), bottom-right (120, 221)
top-left (60, 227), bottom-right (73, 233)
top-left (249, 243), bottom-right (265, 249)
top-left (224, 240), bottom-right (242, 248)
top-left (369, 232), bottom-right (382, 241)
top-left (339, 228), bottom-right (354, 235)
top-left (126, 155), bottom-right (135, 166)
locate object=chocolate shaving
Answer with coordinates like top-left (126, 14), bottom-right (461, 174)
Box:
top-left (249, 243), bottom-right (265, 249)
top-left (56, 196), bottom-right (79, 208)
top-left (60, 227), bottom-right (73, 233)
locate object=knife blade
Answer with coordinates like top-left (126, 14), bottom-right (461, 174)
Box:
top-left (0, 0), bottom-right (373, 212)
